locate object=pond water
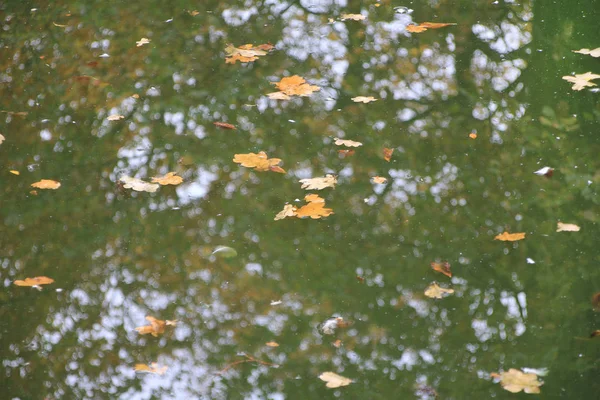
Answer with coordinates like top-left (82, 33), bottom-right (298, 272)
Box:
top-left (1, 1), bottom-right (600, 399)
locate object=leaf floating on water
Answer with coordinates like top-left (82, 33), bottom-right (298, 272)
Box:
top-left (573, 47), bottom-right (600, 58)
top-left (107, 114), bottom-right (124, 121)
top-left (299, 174), bottom-right (337, 190)
top-left (469, 131), bottom-right (477, 139)
top-left (136, 37), bottom-right (150, 47)
top-left (383, 147), bottom-right (394, 161)
top-left (14, 276), bottom-right (54, 287)
top-left (31, 179), bottom-right (61, 189)
top-left (265, 341), bottom-right (279, 347)
top-left (10, 170), bottom-right (20, 175)
top-left (274, 204), bottom-right (298, 221)
top-left (533, 166), bottom-right (554, 177)
top-left (225, 43), bottom-right (273, 64)
top-left (319, 371), bottom-right (353, 388)
top-left (334, 138), bottom-right (362, 147)
top-left (268, 75), bottom-right (320, 99)
top-left (591, 330), bottom-right (600, 338)
top-left (556, 222), bottom-right (580, 232)
top-left (490, 368), bottom-right (543, 394)
top-left (371, 176), bottom-right (387, 184)
top-left (424, 282), bottom-right (454, 299)
top-left (332, 339), bottom-right (342, 348)
top-left (212, 246), bottom-right (238, 258)
top-left (233, 151), bottom-right (285, 173)
top-left (134, 362), bottom-right (168, 375)
top-left (340, 14), bottom-right (365, 21)
top-left (494, 231), bottom-right (525, 242)
top-left (431, 261), bottom-right (452, 277)
top-left (319, 317), bottom-right (351, 335)
top-left (151, 172), bottom-right (183, 186)
top-left (351, 96), bottom-right (377, 103)
top-left (213, 121), bottom-right (236, 130)
top-left (135, 316), bottom-right (177, 337)
top-left (562, 72), bottom-right (600, 91)
top-left (294, 194), bottom-right (334, 219)
top-left (119, 176), bottom-right (159, 193)
top-left (0, 133), bottom-right (5, 145)
top-left (406, 22), bottom-right (457, 33)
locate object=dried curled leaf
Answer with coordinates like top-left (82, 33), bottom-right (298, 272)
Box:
top-left (431, 261), bottom-right (452, 277)
top-left (134, 362), bottom-right (168, 375)
top-left (0, 133), bottom-right (4, 144)
top-left (406, 22), bottom-right (457, 33)
top-left (151, 172), bottom-right (183, 186)
top-left (135, 316), bottom-right (177, 337)
top-left (120, 176), bottom-right (159, 193)
top-left (334, 138), bottom-right (362, 147)
top-left (424, 282), bottom-right (454, 299)
top-left (351, 96), bottom-right (377, 103)
top-left (494, 232), bottom-right (526, 242)
top-left (562, 72), bottom-right (600, 91)
top-left (556, 222), bottom-right (580, 232)
top-left (31, 179), bottom-right (61, 189)
top-left (299, 174), bottom-right (337, 190)
top-left (490, 368), bottom-right (543, 394)
top-left (319, 371), bottom-right (353, 388)
top-left (14, 276), bottom-right (54, 286)
top-left (233, 151), bottom-right (285, 173)
top-left (268, 75), bottom-right (320, 98)
top-left (383, 147), bottom-right (394, 161)
top-left (573, 48), bottom-right (600, 58)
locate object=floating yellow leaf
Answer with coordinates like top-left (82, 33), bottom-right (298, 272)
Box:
top-left (135, 316), bottom-right (177, 337)
top-left (136, 38), bottom-right (150, 47)
top-left (14, 276), bottom-right (54, 287)
top-left (371, 176), bottom-right (387, 184)
top-left (383, 147), bottom-right (394, 161)
top-left (265, 341), bottom-right (279, 347)
top-left (151, 172), bottom-right (183, 186)
top-left (490, 368), bottom-right (543, 394)
top-left (469, 132), bottom-right (477, 139)
top-left (299, 174), bottom-right (337, 190)
top-left (431, 261), bottom-right (452, 278)
top-left (424, 282), bottom-right (454, 299)
top-left (406, 22), bottom-right (457, 33)
top-left (134, 362), bottom-right (168, 375)
top-left (10, 170), bottom-right (20, 175)
top-left (340, 14), bottom-right (365, 21)
top-left (120, 176), bottom-right (159, 193)
top-left (351, 96), bottom-right (377, 103)
top-left (562, 72), bottom-right (600, 91)
top-left (268, 75), bottom-right (320, 99)
top-left (31, 179), bottom-right (61, 190)
top-left (225, 44), bottom-right (272, 61)
top-left (274, 204), bottom-right (298, 221)
top-left (573, 47), bottom-right (600, 58)
top-left (213, 121), bottom-right (236, 130)
top-left (0, 133), bottom-right (4, 144)
top-left (334, 138), bottom-right (362, 147)
top-left (556, 222), bottom-right (580, 232)
top-left (107, 114), bottom-right (124, 121)
top-left (319, 371), bottom-right (353, 388)
top-left (187, 10), bottom-right (200, 16)
top-left (295, 194), bottom-right (334, 219)
top-left (233, 151), bottom-right (285, 173)
top-left (494, 231), bottom-right (526, 241)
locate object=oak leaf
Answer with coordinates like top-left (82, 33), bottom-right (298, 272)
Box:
top-left (14, 276), bottom-right (54, 286)
top-left (556, 222), bottom-right (580, 232)
top-left (135, 316), bottom-right (177, 337)
top-left (562, 72), bottom-right (600, 91)
top-left (431, 261), bottom-right (452, 277)
top-left (31, 179), bottom-right (61, 189)
top-left (319, 372), bottom-right (353, 388)
top-left (120, 176), bottom-right (159, 193)
top-left (334, 138), bottom-right (362, 147)
top-left (151, 172), bottom-right (183, 186)
top-left (383, 147), bottom-right (394, 161)
top-left (351, 96), bottom-right (377, 103)
top-left (407, 22), bottom-right (457, 33)
top-left (494, 231), bottom-right (525, 241)
top-left (424, 282), bottom-right (454, 299)
top-left (233, 151), bottom-right (285, 173)
top-left (490, 368), bottom-right (543, 394)
top-left (573, 47), bottom-right (600, 58)
top-left (299, 174), bottom-right (337, 190)
top-left (134, 362), bottom-right (168, 375)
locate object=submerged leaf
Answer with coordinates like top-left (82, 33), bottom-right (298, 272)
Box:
top-left (490, 368), bottom-right (543, 394)
top-left (494, 231), bottom-right (526, 241)
top-left (319, 372), bottom-right (353, 388)
top-left (14, 276), bottom-right (54, 286)
top-left (120, 176), bottom-right (159, 193)
top-left (31, 179), bottom-right (61, 189)
top-left (299, 174), bottom-right (337, 190)
top-left (233, 151), bottom-right (285, 173)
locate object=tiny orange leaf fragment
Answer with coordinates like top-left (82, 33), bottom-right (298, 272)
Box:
top-left (135, 316), bottom-right (177, 337)
top-left (276, 195), bottom-right (334, 220)
top-left (10, 170), bottom-right (20, 175)
top-left (31, 179), bottom-right (61, 189)
top-left (383, 147), bottom-right (394, 161)
top-left (334, 138), bottom-right (362, 147)
top-left (333, 339), bottom-right (342, 348)
top-left (469, 132), bottom-right (477, 139)
top-left (406, 22), bottom-right (457, 33)
top-left (134, 363), bottom-right (168, 375)
top-left (494, 232), bottom-right (526, 242)
top-left (431, 261), bottom-right (452, 278)
top-left (268, 75), bottom-right (320, 99)
top-left (213, 122), bottom-right (237, 130)
top-left (265, 341), bottom-right (279, 347)
top-left (490, 368), bottom-right (543, 394)
top-left (233, 151), bottom-right (285, 173)
top-left (151, 172), bottom-right (183, 186)
top-left (14, 276), bottom-right (54, 287)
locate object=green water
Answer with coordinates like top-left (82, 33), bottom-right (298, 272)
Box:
top-left (1, 1), bottom-right (599, 399)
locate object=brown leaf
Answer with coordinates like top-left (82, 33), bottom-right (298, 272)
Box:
top-left (562, 72), bottom-right (600, 91)
top-left (407, 22), bottom-right (457, 33)
top-left (590, 330), bottom-right (600, 338)
top-left (383, 147), bottom-right (394, 161)
top-left (151, 172), bottom-right (183, 186)
top-left (494, 231), bottom-right (526, 241)
top-left (213, 122), bottom-right (236, 130)
top-left (319, 371), bottom-right (353, 388)
top-left (31, 179), bottom-right (61, 190)
top-left (135, 316), bottom-right (177, 337)
top-left (556, 222), bottom-right (580, 232)
top-left (233, 151), bottom-right (284, 172)
top-left (134, 362), bottom-right (168, 375)
top-left (490, 368), bottom-right (543, 394)
top-left (14, 276), bottom-right (54, 286)
top-left (334, 138), bottom-right (362, 147)
top-left (299, 174), bottom-right (337, 190)
top-left (431, 261), bottom-right (452, 278)
top-left (424, 282), bottom-right (454, 299)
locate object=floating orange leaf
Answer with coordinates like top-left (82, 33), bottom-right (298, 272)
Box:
top-left (490, 369), bottom-right (543, 394)
top-left (135, 316), bottom-right (177, 337)
top-left (213, 121), bottom-right (236, 130)
top-left (151, 172), bottom-right (183, 186)
top-left (340, 14), bottom-right (365, 21)
top-left (134, 362), bottom-right (168, 375)
top-left (295, 194), bottom-right (334, 219)
top-left (233, 151), bottom-right (285, 173)
top-left (225, 54), bottom-right (257, 64)
top-left (431, 261), bottom-right (452, 277)
top-left (31, 179), bottom-right (61, 189)
top-left (351, 96), bottom-right (377, 103)
top-left (424, 282), bottom-right (454, 299)
top-left (406, 22), bottom-right (457, 33)
top-left (494, 231), bottom-right (526, 241)
top-left (10, 170), bottom-right (20, 175)
top-left (299, 174), bottom-right (337, 190)
top-left (268, 75), bottom-right (320, 99)
top-left (383, 147), bottom-right (394, 161)
top-left (225, 43), bottom-right (272, 64)
top-left (333, 339), bottom-right (342, 348)
top-left (14, 276), bottom-right (54, 287)
top-left (334, 138), bottom-right (362, 147)
top-left (265, 341), bottom-right (279, 347)
top-left (469, 132), bottom-right (477, 139)
top-left (371, 176), bottom-right (387, 184)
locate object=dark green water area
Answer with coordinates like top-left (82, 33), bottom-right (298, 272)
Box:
top-left (1, 1), bottom-right (600, 399)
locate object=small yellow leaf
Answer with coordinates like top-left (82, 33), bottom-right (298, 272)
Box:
top-left (494, 231), bottom-right (526, 241)
top-left (383, 147), bottom-right (394, 161)
top-left (556, 222), bottom-right (580, 232)
top-left (233, 151), bottom-right (284, 172)
top-left (490, 368), bottom-right (543, 394)
top-left (573, 48), bottom-right (600, 58)
top-left (136, 38), bottom-right (150, 47)
top-left (562, 72), bottom-right (600, 91)
top-left (424, 282), bottom-right (454, 299)
top-left (340, 14), bottom-right (365, 21)
top-left (319, 371), bottom-right (353, 388)
top-left (134, 362), bottom-right (168, 375)
top-left (299, 174), bottom-right (337, 190)
top-left (469, 132), bottom-right (477, 139)
top-left (351, 96), bottom-right (377, 103)
top-left (295, 194), bottom-right (334, 219)
top-left (371, 176), bottom-right (387, 184)
top-left (274, 204), bottom-right (297, 220)
top-left (120, 176), bottom-right (159, 193)
top-left (269, 75), bottom-right (320, 98)
top-left (151, 172), bottom-right (183, 186)
top-left (14, 276), bottom-right (55, 286)
top-left (31, 179), bottom-right (61, 189)
top-left (10, 170), bottom-right (20, 175)
top-left (107, 114), bottom-right (124, 121)
top-left (334, 138), bottom-right (362, 147)
top-left (265, 341), bottom-right (279, 347)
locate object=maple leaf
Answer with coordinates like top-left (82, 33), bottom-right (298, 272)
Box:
top-left (424, 282), bottom-right (454, 299)
top-left (334, 138), bottom-right (362, 147)
top-left (31, 179), bottom-right (61, 189)
top-left (136, 38), bottom-right (150, 47)
top-left (351, 96), bottom-right (377, 103)
top-left (494, 231), bottom-right (526, 241)
top-left (562, 72), bottom-right (600, 91)
top-left (383, 147), bottom-right (394, 161)
top-left (213, 121), bottom-right (236, 130)
top-left (14, 276), bottom-right (54, 286)
top-left (135, 316), bottom-right (177, 337)
top-left (120, 176), bottom-right (159, 192)
top-left (299, 174), bottom-right (337, 190)
top-left (295, 194), bottom-right (334, 219)
top-left (431, 261), bottom-right (452, 277)
top-left (340, 14), bottom-right (365, 21)
top-left (407, 22), bottom-right (456, 33)
top-left (573, 47), bottom-right (600, 58)
top-left (268, 75), bottom-right (320, 99)
top-left (151, 172), bottom-right (183, 186)
top-left (490, 368), bottom-right (543, 394)
top-left (233, 151), bottom-right (285, 173)
top-left (134, 362), bottom-right (168, 375)
top-left (556, 222), bottom-right (580, 232)
top-left (319, 372), bottom-right (353, 388)
top-left (274, 204), bottom-right (298, 220)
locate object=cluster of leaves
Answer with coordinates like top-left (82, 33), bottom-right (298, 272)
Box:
top-left (563, 46), bottom-right (600, 90)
